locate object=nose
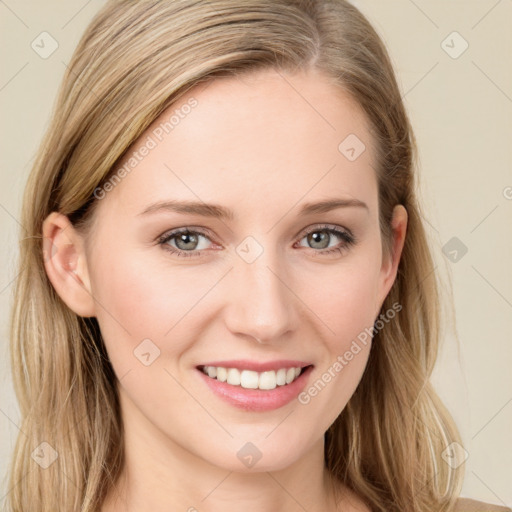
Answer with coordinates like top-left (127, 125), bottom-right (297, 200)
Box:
top-left (223, 251), bottom-right (297, 344)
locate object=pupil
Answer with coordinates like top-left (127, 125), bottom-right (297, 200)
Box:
top-left (309, 231), bottom-right (329, 249)
top-left (177, 232), bottom-right (197, 250)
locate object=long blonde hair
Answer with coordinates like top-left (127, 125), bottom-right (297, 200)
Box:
top-left (7, 1), bottom-right (464, 510)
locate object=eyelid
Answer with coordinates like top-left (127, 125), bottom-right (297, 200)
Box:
top-left (157, 223), bottom-right (356, 257)
top-left (157, 226), bottom-right (217, 244)
top-left (158, 223), bottom-right (353, 244)
top-left (295, 222), bottom-right (354, 241)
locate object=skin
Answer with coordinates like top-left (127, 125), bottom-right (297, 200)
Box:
top-left (43, 67), bottom-right (407, 512)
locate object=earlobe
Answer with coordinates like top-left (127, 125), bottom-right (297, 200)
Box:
top-left (375, 204), bottom-right (408, 315)
top-left (42, 212), bottom-right (96, 317)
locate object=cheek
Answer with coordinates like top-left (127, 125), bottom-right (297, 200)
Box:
top-left (291, 249), bottom-right (381, 406)
top-left (308, 268), bottom-right (375, 379)
top-left (88, 244), bottom-right (208, 370)
top-left (293, 263), bottom-right (379, 432)
top-left (84, 234), bottom-right (382, 470)
top-left (296, 251), bottom-right (382, 349)
top-left (90, 234), bottom-right (382, 369)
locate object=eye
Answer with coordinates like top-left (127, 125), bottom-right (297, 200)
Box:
top-left (158, 228), bottom-right (214, 258)
top-left (157, 224), bottom-right (356, 259)
top-left (295, 224), bottom-right (356, 256)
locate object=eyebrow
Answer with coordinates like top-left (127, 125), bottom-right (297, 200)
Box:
top-left (138, 197), bottom-right (369, 220)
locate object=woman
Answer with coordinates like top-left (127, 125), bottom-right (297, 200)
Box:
top-left (6, 1), bottom-right (510, 511)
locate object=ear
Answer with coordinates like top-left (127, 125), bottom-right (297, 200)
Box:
top-left (375, 204), bottom-right (408, 316)
top-left (42, 212), bottom-right (96, 317)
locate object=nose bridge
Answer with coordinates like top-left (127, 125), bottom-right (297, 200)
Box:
top-left (226, 244), bottom-right (295, 342)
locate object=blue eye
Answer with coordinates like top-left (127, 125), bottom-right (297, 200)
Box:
top-left (157, 224), bottom-right (356, 259)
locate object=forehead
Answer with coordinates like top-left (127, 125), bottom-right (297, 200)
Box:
top-left (101, 67), bottom-right (377, 219)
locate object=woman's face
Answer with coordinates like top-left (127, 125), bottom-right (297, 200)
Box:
top-left (50, 67), bottom-right (406, 472)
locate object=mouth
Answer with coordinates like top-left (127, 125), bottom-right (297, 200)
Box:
top-left (196, 363), bottom-right (313, 390)
top-left (194, 362), bottom-right (315, 412)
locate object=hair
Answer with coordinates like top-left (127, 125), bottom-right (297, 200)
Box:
top-left (6, 1), bottom-right (464, 511)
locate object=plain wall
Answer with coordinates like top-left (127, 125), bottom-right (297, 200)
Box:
top-left (1, 0), bottom-right (511, 507)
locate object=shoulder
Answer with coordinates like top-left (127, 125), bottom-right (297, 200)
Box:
top-left (454, 498), bottom-right (512, 512)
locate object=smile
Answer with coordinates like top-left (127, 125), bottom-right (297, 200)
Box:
top-left (196, 364), bottom-right (314, 412)
top-left (200, 365), bottom-right (306, 390)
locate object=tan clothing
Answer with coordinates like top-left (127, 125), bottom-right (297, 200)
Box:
top-left (454, 498), bottom-right (512, 512)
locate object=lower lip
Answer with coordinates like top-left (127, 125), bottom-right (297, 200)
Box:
top-left (196, 366), bottom-right (314, 412)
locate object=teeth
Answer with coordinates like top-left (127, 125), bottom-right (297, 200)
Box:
top-left (258, 371), bottom-right (277, 390)
top-left (226, 368), bottom-right (241, 386)
top-left (216, 367), bottom-right (227, 382)
top-left (201, 365), bottom-right (304, 390)
top-left (240, 370), bottom-right (259, 389)
top-left (286, 367), bottom-right (296, 384)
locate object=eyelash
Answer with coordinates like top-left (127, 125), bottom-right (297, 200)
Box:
top-left (157, 224), bottom-right (357, 259)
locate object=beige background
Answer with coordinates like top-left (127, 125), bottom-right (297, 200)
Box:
top-left (1, 0), bottom-right (511, 507)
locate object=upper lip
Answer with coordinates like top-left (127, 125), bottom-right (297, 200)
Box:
top-left (197, 359), bottom-right (313, 372)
